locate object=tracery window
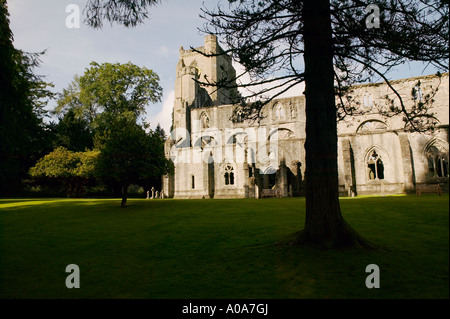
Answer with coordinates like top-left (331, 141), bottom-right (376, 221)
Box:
top-left (224, 165), bottom-right (235, 185)
top-left (277, 129), bottom-right (295, 140)
top-left (357, 120), bottom-right (388, 133)
top-left (426, 146), bottom-right (449, 178)
top-left (367, 151), bottom-right (384, 180)
top-left (274, 103), bottom-right (284, 119)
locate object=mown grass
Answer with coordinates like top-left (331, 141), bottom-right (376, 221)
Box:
top-left (0, 195), bottom-right (448, 299)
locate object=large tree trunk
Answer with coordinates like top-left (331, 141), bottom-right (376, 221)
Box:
top-left (296, 0), bottom-right (370, 248)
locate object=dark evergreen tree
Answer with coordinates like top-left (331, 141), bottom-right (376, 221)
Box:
top-left (53, 109), bottom-right (94, 152)
top-left (0, 0), bottom-right (55, 195)
top-left (197, 0), bottom-right (448, 248)
top-left (155, 123), bottom-right (166, 140)
top-left (84, 0), bottom-right (161, 28)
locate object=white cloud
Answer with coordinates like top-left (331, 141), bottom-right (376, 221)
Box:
top-left (147, 90), bottom-right (175, 134)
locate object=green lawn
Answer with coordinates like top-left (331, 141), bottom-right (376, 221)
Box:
top-left (0, 195), bottom-right (448, 299)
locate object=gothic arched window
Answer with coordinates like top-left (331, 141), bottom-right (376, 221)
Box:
top-left (274, 103), bottom-right (284, 119)
top-left (426, 146), bottom-right (449, 178)
top-left (357, 120), bottom-right (388, 133)
top-left (234, 107), bottom-right (244, 123)
top-left (224, 165), bottom-right (235, 185)
top-left (367, 151), bottom-right (384, 180)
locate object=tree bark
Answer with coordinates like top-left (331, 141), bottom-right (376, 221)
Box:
top-left (295, 0), bottom-right (370, 248)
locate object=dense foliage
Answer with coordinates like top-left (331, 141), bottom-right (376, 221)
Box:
top-left (52, 61), bottom-right (171, 205)
top-left (29, 147), bottom-right (99, 197)
top-left (0, 0), bottom-right (55, 195)
top-left (94, 111), bottom-right (173, 206)
top-left (55, 61), bottom-right (162, 122)
top-left (84, 0), bottom-right (161, 28)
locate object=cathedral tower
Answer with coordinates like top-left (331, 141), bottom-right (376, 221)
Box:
top-left (172, 35), bottom-right (238, 145)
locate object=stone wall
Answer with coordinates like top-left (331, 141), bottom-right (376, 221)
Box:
top-left (165, 36), bottom-right (449, 198)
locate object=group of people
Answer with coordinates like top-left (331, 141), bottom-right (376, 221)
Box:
top-left (146, 187), bottom-right (165, 199)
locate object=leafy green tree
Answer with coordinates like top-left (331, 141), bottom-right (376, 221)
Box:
top-left (0, 0), bottom-right (55, 195)
top-left (56, 61), bottom-right (170, 206)
top-left (55, 75), bottom-right (94, 123)
top-left (94, 111), bottom-right (173, 207)
top-left (29, 147), bottom-right (99, 197)
top-left (55, 61), bottom-right (162, 122)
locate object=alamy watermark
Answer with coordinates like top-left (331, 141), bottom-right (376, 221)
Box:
top-left (365, 4), bottom-right (380, 29)
top-left (64, 264), bottom-right (379, 289)
top-left (65, 264), bottom-right (80, 288)
top-left (65, 3), bottom-right (380, 30)
top-left (365, 264), bottom-right (380, 288)
top-left (65, 4), bottom-right (80, 29)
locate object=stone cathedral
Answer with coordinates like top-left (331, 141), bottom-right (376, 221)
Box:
top-left (162, 35), bottom-right (449, 199)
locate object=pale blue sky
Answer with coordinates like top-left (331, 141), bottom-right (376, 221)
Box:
top-left (8, 0), bottom-right (439, 132)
